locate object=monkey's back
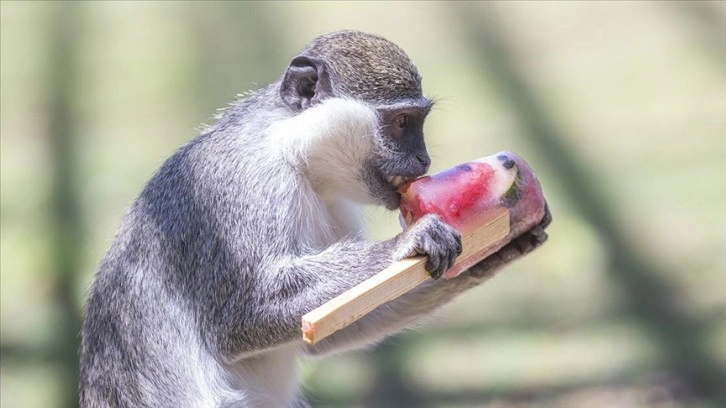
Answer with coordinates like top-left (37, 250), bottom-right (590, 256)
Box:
top-left (78, 118), bottom-right (305, 407)
top-left (79, 207), bottom-right (228, 407)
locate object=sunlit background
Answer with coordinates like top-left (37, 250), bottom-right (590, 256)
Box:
top-left (1, 1), bottom-right (725, 407)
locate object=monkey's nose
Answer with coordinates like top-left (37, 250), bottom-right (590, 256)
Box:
top-left (496, 154), bottom-right (516, 170)
top-left (416, 153), bottom-right (431, 170)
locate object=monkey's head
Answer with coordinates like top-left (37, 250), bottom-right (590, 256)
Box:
top-left (280, 30), bottom-right (433, 210)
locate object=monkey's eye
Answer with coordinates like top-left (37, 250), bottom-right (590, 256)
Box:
top-left (395, 114), bottom-right (409, 129)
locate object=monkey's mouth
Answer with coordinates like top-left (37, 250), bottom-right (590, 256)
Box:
top-left (380, 174), bottom-right (419, 210)
top-left (385, 175), bottom-right (416, 189)
top-left (362, 159), bottom-right (423, 210)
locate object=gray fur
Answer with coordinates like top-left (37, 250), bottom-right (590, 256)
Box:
top-left (301, 30), bottom-right (423, 104)
top-left (79, 30), bottom-right (549, 408)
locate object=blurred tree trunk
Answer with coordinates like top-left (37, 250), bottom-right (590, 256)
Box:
top-left (46, 2), bottom-right (85, 407)
top-left (364, 340), bottom-right (421, 407)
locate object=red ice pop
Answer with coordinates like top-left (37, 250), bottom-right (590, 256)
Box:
top-left (398, 151), bottom-right (546, 278)
top-left (302, 151), bottom-right (547, 345)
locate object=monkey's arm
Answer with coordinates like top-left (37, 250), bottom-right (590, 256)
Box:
top-left (303, 210), bottom-right (550, 357)
top-left (222, 214), bottom-right (460, 359)
top-left (226, 239), bottom-right (391, 357)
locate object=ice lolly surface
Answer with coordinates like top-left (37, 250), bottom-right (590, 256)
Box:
top-left (398, 151), bottom-right (546, 278)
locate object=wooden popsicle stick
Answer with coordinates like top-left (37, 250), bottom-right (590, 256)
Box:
top-left (302, 207), bottom-right (511, 345)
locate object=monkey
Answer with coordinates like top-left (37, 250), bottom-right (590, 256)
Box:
top-left (79, 30), bottom-right (550, 408)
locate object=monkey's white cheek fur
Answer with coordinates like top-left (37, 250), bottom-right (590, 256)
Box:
top-left (267, 98), bottom-right (379, 200)
top-left (268, 98), bottom-right (378, 164)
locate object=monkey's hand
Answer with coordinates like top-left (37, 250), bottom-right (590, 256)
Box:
top-left (467, 203), bottom-right (552, 280)
top-left (393, 214), bottom-right (463, 280)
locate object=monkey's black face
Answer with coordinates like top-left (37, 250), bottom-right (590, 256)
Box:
top-left (362, 102), bottom-right (433, 210)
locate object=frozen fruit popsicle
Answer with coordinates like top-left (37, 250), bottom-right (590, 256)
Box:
top-left (302, 151), bottom-right (547, 345)
top-left (398, 151), bottom-right (546, 278)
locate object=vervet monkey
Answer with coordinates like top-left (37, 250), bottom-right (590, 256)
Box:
top-left (80, 30), bottom-right (550, 408)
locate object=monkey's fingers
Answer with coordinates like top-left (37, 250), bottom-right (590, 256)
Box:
top-left (466, 220), bottom-right (549, 280)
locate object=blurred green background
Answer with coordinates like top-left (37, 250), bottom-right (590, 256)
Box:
top-left (1, 1), bottom-right (725, 407)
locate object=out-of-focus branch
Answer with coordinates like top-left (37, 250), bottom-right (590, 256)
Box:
top-left (668, 1), bottom-right (726, 72)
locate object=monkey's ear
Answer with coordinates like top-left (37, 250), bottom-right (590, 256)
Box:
top-left (280, 56), bottom-right (333, 111)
